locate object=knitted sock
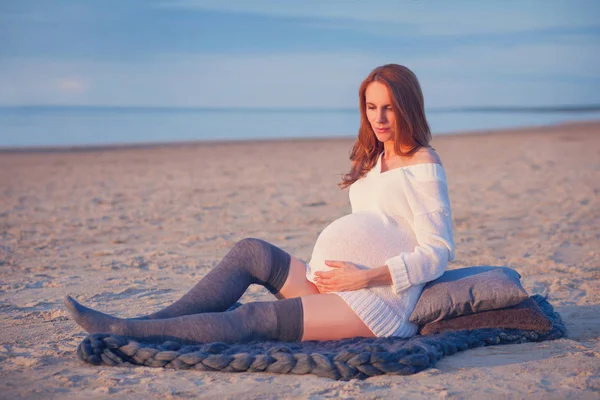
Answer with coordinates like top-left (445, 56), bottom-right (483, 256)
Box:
top-left (142, 238), bottom-right (291, 319)
top-left (65, 295), bottom-right (304, 344)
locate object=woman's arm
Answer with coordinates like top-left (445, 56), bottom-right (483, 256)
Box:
top-left (364, 265), bottom-right (393, 286)
top-left (385, 176), bottom-right (454, 295)
top-left (314, 253), bottom-right (449, 293)
top-left (313, 262), bottom-right (392, 292)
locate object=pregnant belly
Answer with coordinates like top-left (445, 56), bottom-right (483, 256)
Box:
top-left (308, 211), bottom-right (417, 278)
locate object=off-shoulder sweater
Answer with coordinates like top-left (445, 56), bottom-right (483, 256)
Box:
top-left (306, 152), bottom-right (455, 337)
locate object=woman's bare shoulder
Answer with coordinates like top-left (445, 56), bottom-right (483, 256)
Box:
top-left (409, 147), bottom-right (442, 166)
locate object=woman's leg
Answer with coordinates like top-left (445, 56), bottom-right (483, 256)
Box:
top-left (277, 257), bottom-right (321, 298)
top-left (300, 294), bottom-right (375, 340)
top-left (64, 293), bottom-right (375, 343)
top-left (65, 295), bottom-right (304, 344)
top-left (140, 238), bottom-right (292, 319)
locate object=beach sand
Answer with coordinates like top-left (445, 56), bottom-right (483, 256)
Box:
top-left (1, 121), bottom-right (599, 399)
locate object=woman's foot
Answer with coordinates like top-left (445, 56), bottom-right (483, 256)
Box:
top-left (64, 295), bottom-right (123, 334)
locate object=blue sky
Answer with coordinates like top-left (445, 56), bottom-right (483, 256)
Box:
top-left (1, 0), bottom-right (599, 108)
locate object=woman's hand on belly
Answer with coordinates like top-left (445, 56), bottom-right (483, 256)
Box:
top-left (312, 261), bottom-right (370, 293)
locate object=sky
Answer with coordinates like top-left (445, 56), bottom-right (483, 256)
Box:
top-left (1, 0), bottom-right (599, 109)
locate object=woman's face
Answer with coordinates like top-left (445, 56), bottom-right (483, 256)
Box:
top-left (365, 81), bottom-right (396, 144)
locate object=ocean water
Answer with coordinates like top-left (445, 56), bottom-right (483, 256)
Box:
top-left (0, 106), bottom-right (599, 148)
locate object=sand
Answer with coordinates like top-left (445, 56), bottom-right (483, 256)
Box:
top-left (0, 121), bottom-right (599, 399)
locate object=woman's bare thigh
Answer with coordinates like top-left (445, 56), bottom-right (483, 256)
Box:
top-left (278, 256), bottom-right (320, 298)
top-left (300, 293), bottom-right (375, 341)
top-left (278, 257), bottom-right (375, 341)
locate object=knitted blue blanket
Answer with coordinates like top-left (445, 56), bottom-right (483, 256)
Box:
top-left (76, 295), bottom-right (566, 380)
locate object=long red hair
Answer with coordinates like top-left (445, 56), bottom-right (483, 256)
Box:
top-left (339, 64), bottom-right (432, 188)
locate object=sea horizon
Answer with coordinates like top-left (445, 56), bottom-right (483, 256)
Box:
top-left (1, 104), bottom-right (600, 150)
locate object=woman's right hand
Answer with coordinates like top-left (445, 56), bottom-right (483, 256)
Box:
top-left (313, 261), bottom-right (369, 292)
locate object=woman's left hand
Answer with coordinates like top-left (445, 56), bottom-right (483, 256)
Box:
top-left (313, 260), bottom-right (368, 292)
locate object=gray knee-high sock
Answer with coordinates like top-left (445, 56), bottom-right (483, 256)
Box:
top-left (142, 238), bottom-right (291, 319)
top-left (65, 296), bottom-right (304, 344)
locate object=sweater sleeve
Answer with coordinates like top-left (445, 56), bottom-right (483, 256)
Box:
top-left (385, 169), bottom-right (455, 295)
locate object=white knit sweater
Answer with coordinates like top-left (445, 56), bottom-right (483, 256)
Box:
top-left (306, 152), bottom-right (455, 337)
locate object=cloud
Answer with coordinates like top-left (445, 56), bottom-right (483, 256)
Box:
top-left (0, 53), bottom-right (372, 107)
top-left (0, 38), bottom-right (598, 109)
top-left (155, 0), bottom-right (600, 36)
top-left (411, 41), bottom-right (600, 79)
top-left (56, 77), bottom-right (90, 94)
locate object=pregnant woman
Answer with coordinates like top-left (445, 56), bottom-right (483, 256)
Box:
top-left (65, 64), bottom-right (455, 344)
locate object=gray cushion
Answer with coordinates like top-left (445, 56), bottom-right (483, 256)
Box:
top-left (419, 297), bottom-right (552, 335)
top-left (409, 266), bottom-right (529, 325)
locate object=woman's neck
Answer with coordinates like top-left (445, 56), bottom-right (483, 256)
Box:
top-left (382, 141), bottom-right (414, 159)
